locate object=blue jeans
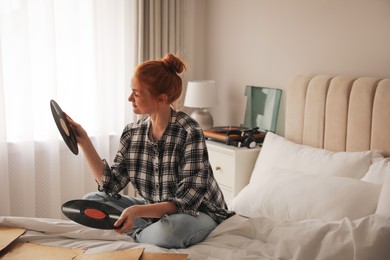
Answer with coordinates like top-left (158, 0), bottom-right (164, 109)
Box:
top-left (82, 192), bottom-right (217, 248)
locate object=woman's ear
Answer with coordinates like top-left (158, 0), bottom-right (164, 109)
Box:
top-left (157, 94), bottom-right (168, 104)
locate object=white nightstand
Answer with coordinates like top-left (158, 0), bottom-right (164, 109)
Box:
top-left (206, 140), bottom-right (261, 204)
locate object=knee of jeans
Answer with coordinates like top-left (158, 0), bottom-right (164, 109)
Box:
top-left (136, 214), bottom-right (215, 249)
top-left (82, 191), bottom-right (105, 201)
top-left (159, 214), bottom-right (193, 236)
top-left (136, 216), bottom-right (186, 248)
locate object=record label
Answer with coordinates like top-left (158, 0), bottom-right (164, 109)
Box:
top-left (62, 199), bottom-right (122, 230)
top-left (50, 100), bottom-right (78, 155)
top-left (60, 118), bottom-right (70, 136)
top-left (84, 208), bottom-right (106, 220)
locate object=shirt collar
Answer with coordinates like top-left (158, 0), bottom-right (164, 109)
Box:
top-left (146, 107), bottom-right (177, 143)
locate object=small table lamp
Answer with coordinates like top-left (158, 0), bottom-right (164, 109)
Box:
top-left (184, 80), bottom-right (218, 130)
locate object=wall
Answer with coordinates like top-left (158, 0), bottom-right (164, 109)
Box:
top-left (182, 0), bottom-right (390, 135)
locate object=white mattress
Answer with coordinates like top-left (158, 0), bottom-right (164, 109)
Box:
top-left (1, 214), bottom-right (390, 260)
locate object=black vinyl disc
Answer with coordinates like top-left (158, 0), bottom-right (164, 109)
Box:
top-left (61, 199), bottom-right (122, 230)
top-left (212, 126), bottom-right (249, 133)
top-left (50, 100), bottom-right (78, 155)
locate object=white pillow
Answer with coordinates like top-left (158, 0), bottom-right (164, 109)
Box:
top-left (361, 157), bottom-right (390, 184)
top-left (250, 132), bottom-right (382, 184)
top-left (375, 168), bottom-right (390, 217)
top-left (229, 168), bottom-right (381, 221)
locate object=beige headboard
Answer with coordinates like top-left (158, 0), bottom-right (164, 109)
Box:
top-left (285, 75), bottom-right (390, 157)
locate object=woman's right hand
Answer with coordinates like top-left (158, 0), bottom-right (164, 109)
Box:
top-left (65, 114), bottom-right (90, 147)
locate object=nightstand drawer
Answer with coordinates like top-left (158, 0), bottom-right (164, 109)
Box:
top-left (208, 151), bottom-right (235, 188)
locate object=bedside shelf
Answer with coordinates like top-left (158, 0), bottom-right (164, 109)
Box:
top-left (206, 140), bottom-right (261, 204)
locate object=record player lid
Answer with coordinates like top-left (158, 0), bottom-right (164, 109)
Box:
top-left (241, 86), bottom-right (282, 132)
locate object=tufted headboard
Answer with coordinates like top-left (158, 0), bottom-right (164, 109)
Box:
top-left (285, 75), bottom-right (390, 156)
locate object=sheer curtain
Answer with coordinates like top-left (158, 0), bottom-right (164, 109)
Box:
top-left (0, 0), bottom-right (138, 218)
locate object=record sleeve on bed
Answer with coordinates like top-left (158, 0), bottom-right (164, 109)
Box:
top-left (0, 226), bottom-right (26, 255)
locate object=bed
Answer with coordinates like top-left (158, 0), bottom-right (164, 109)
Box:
top-left (1, 74), bottom-right (390, 260)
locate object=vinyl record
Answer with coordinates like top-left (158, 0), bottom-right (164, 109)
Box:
top-left (50, 100), bottom-right (78, 155)
top-left (61, 199), bottom-right (122, 230)
top-left (212, 126), bottom-right (249, 133)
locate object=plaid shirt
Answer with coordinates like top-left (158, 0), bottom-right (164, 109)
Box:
top-left (100, 109), bottom-right (233, 223)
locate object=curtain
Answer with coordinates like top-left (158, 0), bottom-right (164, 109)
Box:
top-left (136, 0), bottom-right (185, 109)
top-left (0, 0), bottom-right (137, 218)
top-left (137, 0), bottom-right (181, 61)
top-left (135, 0), bottom-right (185, 109)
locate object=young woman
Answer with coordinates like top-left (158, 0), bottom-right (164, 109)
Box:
top-left (67, 53), bottom-right (233, 248)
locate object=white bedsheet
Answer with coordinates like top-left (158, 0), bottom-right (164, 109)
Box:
top-left (1, 214), bottom-right (390, 260)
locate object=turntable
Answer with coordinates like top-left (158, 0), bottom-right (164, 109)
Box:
top-left (204, 85), bottom-right (282, 147)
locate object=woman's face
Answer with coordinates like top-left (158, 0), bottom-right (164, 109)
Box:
top-left (128, 76), bottom-right (159, 115)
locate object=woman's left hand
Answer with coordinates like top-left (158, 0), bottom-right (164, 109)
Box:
top-left (114, 205), bottom-right (140, 234)
top-left (114, 202), bottom-right (177, 234)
